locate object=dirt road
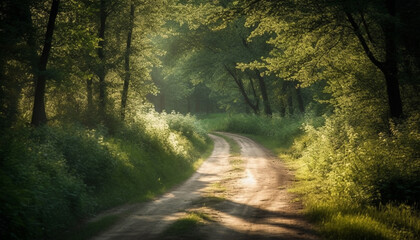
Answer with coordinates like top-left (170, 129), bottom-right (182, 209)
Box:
top-left (92, 133), bottom-right (317, 240)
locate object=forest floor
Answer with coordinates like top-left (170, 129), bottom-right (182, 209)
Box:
top-left (90, 133), bottom-right (318, 240)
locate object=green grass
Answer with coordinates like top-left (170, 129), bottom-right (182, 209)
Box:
top-left (192, 196), bottom-right (226, 206)
top-left (0, 113), bottom-right (215, 240)
top-left (211, 132), bottom-right (241, 156)
top-left (242, 133), bottom-right (293, 154)
top-left (159, 211), bottom-right (212, 240)
top-left (307, 204), bottom-right (420, 240)
top-left (61, 137), bottom-right (214, 240)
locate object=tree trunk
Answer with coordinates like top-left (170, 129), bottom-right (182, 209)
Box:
top-left (121, 2), bottom-right (135, 120)
top-left (346, 6), bottom-right (403, 119)
top-left (224, 64), bottom-right (259, 114)
top-left (287, 92), bottom-right (294, 115)
top-left (247, 74), bottom-right (260, 111)
top-left (86, 76), bottom-right (94, 126)
top-left (383, 0), bottom-right (403, 118)
top-left (31, 0), bottom-right (60, 126)
top-left (97, 0), bottom-right (107, 118)
top-left (295, 83), bottom-right (305, 113)
top-left (255, 70), bottom-right (272, 116)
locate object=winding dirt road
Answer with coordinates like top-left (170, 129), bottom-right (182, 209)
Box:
top-left (92, 133), bottom-right (317, 240)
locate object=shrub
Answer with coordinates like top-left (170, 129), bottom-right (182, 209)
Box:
top-left (0, 128), bottom-right (93, 239)
top-left (0, 110), bottom-right (210, 239)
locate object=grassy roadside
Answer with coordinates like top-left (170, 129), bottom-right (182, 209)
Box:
top-left (62, 137), bottom-right (214, 240)
top-left (245, 133), bottom-right (420, 240)
top-left (198, 113), bottom-right (420, 240)
top-left (0, 112), bottom-right (215, 239)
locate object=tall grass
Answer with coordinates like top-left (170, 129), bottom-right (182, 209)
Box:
top-left (200, 113), bottom-right (306, 148)
top-left (0, 111), bottom-right (211, 239)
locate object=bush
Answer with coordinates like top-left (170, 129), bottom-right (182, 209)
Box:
top-left (293, 113), bottom-right (420, 206)
top-left (0, 128), bottom-right (93, 239)
top-left (0, 110), bottom-right (210, 239)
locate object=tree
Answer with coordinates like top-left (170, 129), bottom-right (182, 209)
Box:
top-left (121, 1), bottom-right (135, 120)
top-left (31, 0), bottom-right (60, 126)
top-left (0, 0), bottom-right (38, 128)
top-left (237, 0), bottom-right (420, 119)
top-left (158, 15), bottom-right (275, 115)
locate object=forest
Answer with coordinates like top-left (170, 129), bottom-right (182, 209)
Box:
top-left (1, 0), bottom-right (419, 239)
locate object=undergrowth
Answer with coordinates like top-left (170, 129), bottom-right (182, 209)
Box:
top-left (0, 111), bottom-right (211, 239)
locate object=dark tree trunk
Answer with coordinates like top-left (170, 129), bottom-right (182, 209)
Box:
top-left (247, 74), bottom-right (260, 111)
top-left (224, 64), bottom-right (259, 114)
top-left (383, 0), bottom-right (403, 118)
top-left (255, 70), bottom-right (272, 116)
top-left (295, 83), bottom-right (305, 113)
top-left (279, 101), bottom-right (286, 117)
top-left (86, 77), bottom-right (93, 114)
top-left (121, 2), bottom-right (135, 120)
top-left (346, 5), bottom-right (403, 119)
top-left (287, 92), bottom-right (294, 115)
top-left (31, 0), bottom-right (60, 126)
top-left (279, 81), bottom-right (287, 117)
top-left (97, 0), bottom-right (107, 118)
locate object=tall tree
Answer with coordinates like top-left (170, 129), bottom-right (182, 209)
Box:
top-left (224, 64), bottom-right (259, 114)
top-left (345, 1), bottom-right (402, 118)
top-left (97, 0), bottom-right (108, 118)
top-left (31, 0), bottom-right (60, 126)
top-left (255, 69), bottom-right (272, 116)
top-left (121, 1), bottom-right (135, 120)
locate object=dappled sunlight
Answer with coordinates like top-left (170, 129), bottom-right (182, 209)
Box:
top-left (240, 168), bottom-right (257, 186)
top-left (1, 0), bottom-right (419, 238)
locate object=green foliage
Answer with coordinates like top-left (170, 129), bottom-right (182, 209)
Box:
top-left (210, 109), bottom-right (420, 239)
top-left (0, 111), bottom-right (210, 239)
top-left (305, 204), bottom-right (420, 240)
top-left (292, 113), bottom-right (420, 206)
top-left (0, 127), bottom-right (94, 239)
top-left (200, 113), bottom-right (304, 147)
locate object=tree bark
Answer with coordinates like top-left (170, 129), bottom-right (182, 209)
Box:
top-left (383, 0), bottom-right (403, 118)
top-left (346, 7), bottom-right (403, 118)
top-left (31, 0), bottom-right (60, 126)
top-left (121, 2), bottom-right (135, 120)
top-left (287, 91), bottom-right (294, 115)
top-left (97, 0), bottom-right (107, 118)
top-left (295, 83), bottom-right (305, 113)
top-left (255, 70), bottom-right (272, 116)
top-left (224, 64), bottom-right (259, 114)
top-left (86, 77), bottom-right (93, 114)
top-left (247, 73), bottom-right (260, 111)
